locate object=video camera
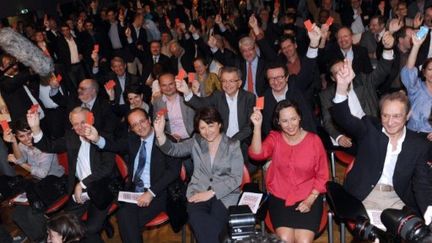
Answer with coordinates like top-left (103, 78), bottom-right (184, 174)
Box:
top-left (326, 181), bottom-right (432, 242)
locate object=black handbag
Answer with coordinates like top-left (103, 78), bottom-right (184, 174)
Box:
top-left (166, 178), bottom-right (188, 233)
top-left (25, 175), bottom-right (67, 212)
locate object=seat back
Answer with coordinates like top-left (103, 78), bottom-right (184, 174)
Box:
top-left (57, 152), bottom-right (69, 175)
top-left (115, 155), bottom-right (128, 180)
top-left (241, 165), bottom-right (251, 190)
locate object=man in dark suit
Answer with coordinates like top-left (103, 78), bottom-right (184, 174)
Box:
top-left (261, 63), bottom-right (317, 138)
top-left (104, 57), bottom-right (140, 106)
top-left (27, 107), bottom-right (116, 243)
top-left (56, 24), bottom-right (86, 93)
top-left (322, 27), bottom-right (373, 75)
top-left (330, 61), bottom-right (432, 223)
top-left (176, 66), bottom-right (255, 167)
top-left (168, 38), bottom-right (196, 74)
top-left (0, 54), bottom-right (44, 122)
top-left (141, 41), bottom-right (170, 83)
top-left (124, 13), bottom-right (148, 75)
top-left (320, 32), bottom-right (395, 151)
top-left (86, 108), bottom-right (181, 243)
top-left (49, 78), bottom-right (118, 139)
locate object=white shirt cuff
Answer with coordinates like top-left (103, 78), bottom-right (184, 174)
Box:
top-left (306, 47), bottom-right (318, 58)
top-left (382, 49), bottom-right (394, 60)
top-left (127, 37), bottom-right (133, 44)
top-left (148, 188), bottom-right (156, 197)
top-left (80, 181), bottom-right (87, 189)
top-left (210, 47), bottom-right (218, 53)
top-left (94, 136), bottom-right (106, 149)
top-left (333, 93), bottom-right (348, 103)
top-left (184, 92), bottom-right (193, 101)
top-left (335, 135), bottom-right (344, 144)
top-left (32, 131), bottom-right (43, 143)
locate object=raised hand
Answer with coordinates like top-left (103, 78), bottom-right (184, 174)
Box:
top-left (414, 13), bottom-right (424, 29)
top-left (248, 14), bottom-right (258, 29)
top-left (412, 31), bottom-right (427, 47)
top-left (125, 27), bottom-right (132, 38)
top-left (388, 18), bottom-right (403, 34)
top-left (3, 128), bottom-right (16, 144)
top-left (308, 24), bottom-right (322, 47)
top-left (153, 113), bottom-right (166, 137)
top-left (250, 108), bottom-right (263, 128)
top-left (48, 73), bottom-right (60, 89)
top-left (26, 110), bottom-right (41, 134)
top-left (335, 59), bottom-right (355, 96)
top-left (382, 31), bottom-right (395, 49)
top-left (175, 79), bottom-right (191, 96)
top-left (188, 25), bottom-right (197, 35)
top-left (83, 124), bottom-right (99, 143)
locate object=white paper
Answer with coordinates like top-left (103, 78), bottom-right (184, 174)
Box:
top-left (72, 192), bottom-right (90, 203)
top-left (118, 191), bottom-right (142, 204)
top-left (12, 193), bottom-right (28, 203)
top-left (238, 192), bottom-right (263, 214)
top-left (367, 209), bottom-right (386, 231)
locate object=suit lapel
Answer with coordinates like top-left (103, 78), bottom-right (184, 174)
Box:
top-left (237, 91), bottom-right (245, 127)
top-left (197, 135), bottom-right (212, 174)
top-left (212, 135), bottom-right (228, 173)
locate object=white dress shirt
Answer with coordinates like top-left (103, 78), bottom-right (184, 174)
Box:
top-left (225, 91), bottom-right (240, 138)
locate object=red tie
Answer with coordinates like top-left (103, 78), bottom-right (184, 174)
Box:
top-left (247, 62), bottom-right (253, 93)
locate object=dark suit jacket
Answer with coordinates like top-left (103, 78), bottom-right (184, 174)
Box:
top-left (319, 58), bottom-right (393, 140)
top-left (0, 72), bottom-right (43, 121)
top-left (34, 130), bottom-right (115, 194)
top-left (141, 53), bottom-right (171, 81)
top-left (323, 43), bottom-right (373, 75)
top-left (104, 72), bottom-right (140, 105)
top-left (262, 88), bottom-right (317, 138)
top-left (169, 38), bottom-right (196, 74)
top-left (50, 93), bottom-right (118, 139)
top-left (102, 133), bottom-right (181, 196)
top-left (186, 90), bottom-right (255, 142)
top-left (330, 100), bottom-right (432, 214)
top-left (55, 36), bottom-right (83, 66)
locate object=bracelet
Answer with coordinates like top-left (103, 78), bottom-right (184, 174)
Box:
top-left (309, 44), bottom-right (319, 49)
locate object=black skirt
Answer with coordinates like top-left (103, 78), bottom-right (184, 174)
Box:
top-left (268, 194), bottom-right (323, 233)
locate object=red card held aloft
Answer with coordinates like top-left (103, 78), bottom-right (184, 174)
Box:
top-left (104, 80), bottom-right (116, 90)
top-left (176, 69), bottom-right (187, 80)
top-left (256, 97), bottom-right (264, 110)
top-left (86, 112), bottom-right (94, 125)
top-left (93, 44), bottom-right (100, 53)
top-left (29, 104), bottom-right (39, 113)
top-left (157, 108), bottom-right (168, 117)
top-left (56, 74), bottom-right (62, 83)
top-left (325, 16), bottom-right (334, 26)
top-left (304, 19), bottom-right (313, 32)
top-left (0, 120), bottom-right (9, 131)
top-left (188, 72), bottom-right (196, 83)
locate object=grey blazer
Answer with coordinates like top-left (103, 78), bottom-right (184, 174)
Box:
top-left (158, 133), bottom-right (243, 208)
top-left (152, 95), bottom-right (195, 136)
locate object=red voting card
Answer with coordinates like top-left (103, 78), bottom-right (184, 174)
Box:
top-left (304, 19), bottom-right (313, 32)
top-left (0, 120), bottom-right (9, 131)
top-left (326, 16), bottom-right (334, 26)
top-left (86, 112), bottom-right (94, 125)
top-left (56, 74), bottom-right (62, 83)
top-left (157, 108), bottom-right (168, 117)
top-left (256, 97), bottom-right (264, 110)
top-left (29, 104), bottom-right (39, 114)
top-left (188, 72), bottom-right (196, 83)
top-left (104, 80), bottom-right (116, 90)
top-left (93, 44), bottom-right (100, 53)
top-left (176, 69), bottom-right (187, 80)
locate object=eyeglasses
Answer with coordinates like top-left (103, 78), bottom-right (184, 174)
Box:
top-left (221, 79), bottom-right (240, 84)
top-left (268, 75), bottom-right (286, 82)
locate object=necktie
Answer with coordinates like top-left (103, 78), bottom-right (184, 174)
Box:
top-left (153, 56), bottom-right (157, 64)
top-left (247, 62), bottom-right (253, 93)
top-left (134, 140), bottom-right (147, 192)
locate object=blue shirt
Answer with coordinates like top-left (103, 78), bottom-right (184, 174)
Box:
top-left (401, 67), bottom-right (432, 133)
top-left (133, 131), bottom-right (154, 188)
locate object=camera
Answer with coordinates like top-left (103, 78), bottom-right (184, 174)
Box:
top-left (381, 207), bottom-right (432, 243)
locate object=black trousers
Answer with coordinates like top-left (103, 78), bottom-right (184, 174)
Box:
top-left (116, 193), bottom-right (166, 243)
top-left (187, 197), bottom-right (229, 243)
